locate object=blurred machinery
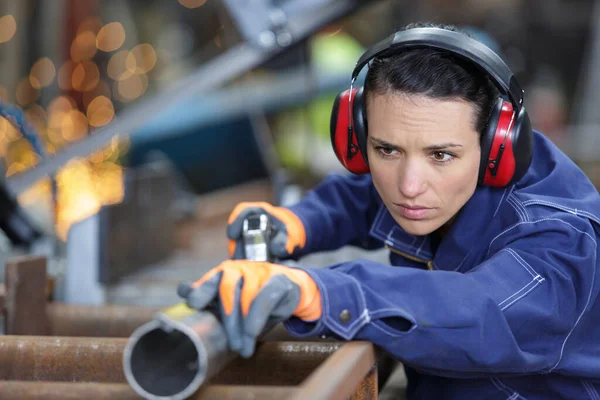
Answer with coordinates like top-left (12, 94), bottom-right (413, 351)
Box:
top-left (0, 0), bottom-right (378, 306)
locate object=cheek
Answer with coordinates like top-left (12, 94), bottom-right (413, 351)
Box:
top-left (369, 159), bottom-right (396, 197)
top-left (436, 158), bottom-right (480, 206)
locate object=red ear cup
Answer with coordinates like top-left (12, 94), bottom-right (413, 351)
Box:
top-left (330, 88), bottom-right (370, 174)
top-left (482, 101), bottom-right (516, 187)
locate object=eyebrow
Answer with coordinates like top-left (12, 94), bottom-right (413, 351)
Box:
top-left (368, 136), bottom-right (463, 151)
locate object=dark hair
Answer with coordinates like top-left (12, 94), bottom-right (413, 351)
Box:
top-left (364, 22), bottom-right (499, 136)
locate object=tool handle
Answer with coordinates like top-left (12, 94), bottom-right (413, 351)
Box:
top-left (235, 212), bottom-right (274, 262)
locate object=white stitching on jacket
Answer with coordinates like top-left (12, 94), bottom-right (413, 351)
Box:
top-left (521, 199), bottom-right (600, 225)
top-left (507, 196), bottom-right (525, 221)
top-left (498, 279), bottom-right (537, 307)
top-left (485, 217), bottom-right (597, 372)
top-left (501, 280), bottom-right (544, 311)
top-left (581, 379), bottom-right (600, 400)
top-left (487, 218), bottom-right (596, 257)
top-left (509, 194), bottom-right (530, 222)
top-left (506, 248), bottom-right (543, 280)
top-left (491, 378), bottom-right (527, 399)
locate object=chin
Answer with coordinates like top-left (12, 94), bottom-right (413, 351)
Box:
top-left (393, 218), bottom-right (442, 237)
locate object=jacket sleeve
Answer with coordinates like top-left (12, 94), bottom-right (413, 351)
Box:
top-left (287, 173), bottom-right (383, 254)
top-left (284, 216), bottom-right (599, 377)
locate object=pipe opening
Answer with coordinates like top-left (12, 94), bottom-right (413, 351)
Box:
top-left (129, 327), bottom-right (200, 397)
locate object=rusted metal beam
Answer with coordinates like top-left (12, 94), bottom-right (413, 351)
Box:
top-left (350, 366), bottom-right (378, 400)
top-left (47, 303), bottom-right (159, 337)
top-left (194, 384), bottom-right (297, 399)
top-left (0, 335), bottom-right (382, 398)
top-left (0, 382), bottom-right (297, 400)
top-left (4, 256), bottom-right (51, 335)
top-left (3, 255), bottom-right (159, 338)
top-left (0, 382), bottom-right (138, 400)
top-left (211, 341), bottom-right (343, 386)
top-left (0, 336), bottom-right (127, 382)
top-left (292, 341), bottom-right (378, 400)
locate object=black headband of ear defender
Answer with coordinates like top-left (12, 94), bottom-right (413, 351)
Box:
top-left (350, 27), bottom-right (524, 113)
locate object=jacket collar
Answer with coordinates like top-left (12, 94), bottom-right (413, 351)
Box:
top-left (369, 185), bottom-right (512, 270)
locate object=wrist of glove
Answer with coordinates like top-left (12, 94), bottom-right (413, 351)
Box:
top-left (227, 202), bottom-right (306, 259)
top-left (178, 260), bottom-right (321, 358)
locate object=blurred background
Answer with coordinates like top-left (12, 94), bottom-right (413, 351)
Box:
top-left (0, 0), bottom-right (599, 308)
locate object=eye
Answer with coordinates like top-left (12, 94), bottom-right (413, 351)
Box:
top-left (376, 146), bottom-right (398, 157)
top-left (431, 151), bottom-right (454, 163)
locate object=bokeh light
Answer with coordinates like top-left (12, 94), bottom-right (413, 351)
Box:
top-left (71, 31), bottom-right (98, 61)
top-left (83, 80), bottom-right (111, 109)
top-left (178, 0), bottom-right (207, 8)
top-left (87, 96), bottom-right (115, 127)
top-left (96, 22), bottom-right (126, 52)
top-left (48, 95), bottom-right (77, 115)
top-left (0, 15), bottom-right (17, 44)
top-left (58, 61), bottom-right (77, 91)
top-left (72, 60), bottom-right (100, 92)
top-left (29, 57), bottom-right (56, 89)
top-left (77, 17), bottom-right (103, 36)
top-left (107, 50), bottom-right (137, 81)
top-left (131, 44), bottom-right (157, 74)
top-left (115, 73), bottom-right (148, 102)
top-left (61, 110), bottom-right (89, 141)
top-left (0, 116), bottom-right (21, 142)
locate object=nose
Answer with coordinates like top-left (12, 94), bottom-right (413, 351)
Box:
top-left (398, 159), bottom-right (427, 199)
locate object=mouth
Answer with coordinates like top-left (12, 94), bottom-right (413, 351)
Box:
top-left (393, 203), bottom-right (434, 220)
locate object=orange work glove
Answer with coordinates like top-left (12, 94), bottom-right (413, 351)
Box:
top-left (178, 260), bottom-right (321, 358)
top-left (227, 202), bottom-right (306, 260)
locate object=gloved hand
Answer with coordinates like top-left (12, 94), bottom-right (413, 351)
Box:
top-left (227, 202), bottom-right (306, 260)
top-left (178, 260), bottom-right (321, 358)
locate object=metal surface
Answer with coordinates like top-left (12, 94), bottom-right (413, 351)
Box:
top-left (0, 382), bottom-right (139, 400)
top-left (47, 303), bottom-right (159, 337)
top-left (292, 341), bottom-right (377, 400)
top-left (6, 0), bottom-right (366, 196)
top-left (3, 255), bottom-right (158, 337)
top-left (0, 336), bottom-right (127, 382)
top-left (4, 256), bottom-right (51, 335)
top-left (211, 341), bottom-right (343, 386)
top-left (193, 385), bottom-right (297, 399)
top-left (0, 382), bottom-right (297, 400)
top-left (123, 308), bottom-right (232, 400)
top-left (124, 213), bottom-right (276, 399)
top-left (0, 335), bottom-right (383, 398)
top-left (350, 365), bottom-right (378, 400)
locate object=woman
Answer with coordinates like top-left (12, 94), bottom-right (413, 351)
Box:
top-left (180, 23), bottom-right (600, 399)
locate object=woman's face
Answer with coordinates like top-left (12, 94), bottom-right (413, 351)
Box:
top-left (366, 92), bottom-right (481, 236)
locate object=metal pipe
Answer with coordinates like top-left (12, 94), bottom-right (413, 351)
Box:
top-left (0, 336), bottom-right (127, 382)
top-left (124, 213), bottom-right (278, 399)
top-left (123, 305), bottom-right (234, 400)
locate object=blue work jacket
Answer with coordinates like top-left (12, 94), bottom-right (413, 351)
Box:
top-left (284, 131), bottom-right (600, 399)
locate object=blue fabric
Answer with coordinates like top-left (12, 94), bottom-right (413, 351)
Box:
top-left (284, 131), bottom-right (600, 399)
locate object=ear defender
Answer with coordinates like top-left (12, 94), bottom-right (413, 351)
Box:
top-left (330, 88), bottom-right (370, 174)
top-left (478, 98), bottom-right (533, 187)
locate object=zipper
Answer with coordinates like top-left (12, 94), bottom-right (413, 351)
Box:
top-left (385, 244), bottom-right (433, 270)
